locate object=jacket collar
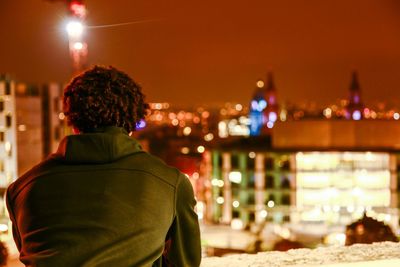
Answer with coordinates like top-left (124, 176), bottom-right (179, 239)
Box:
top-left (55, 126), bottom-right (143, 164)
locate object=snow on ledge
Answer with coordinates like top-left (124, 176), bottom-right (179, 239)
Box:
top-left (201, 242), bottom-right (400, 267)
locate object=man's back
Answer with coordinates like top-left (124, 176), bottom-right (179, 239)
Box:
top-left (6, 127), bottom-right (201, 266)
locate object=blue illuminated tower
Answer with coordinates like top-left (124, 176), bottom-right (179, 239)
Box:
top-left (249, 80), bottom-right (267, 136)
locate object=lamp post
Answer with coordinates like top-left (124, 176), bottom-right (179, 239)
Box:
top-left (65, 0), bottom-right (87, 74)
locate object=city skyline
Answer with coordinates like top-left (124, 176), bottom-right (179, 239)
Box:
top-left (1, 0), bottom-right (400, 107)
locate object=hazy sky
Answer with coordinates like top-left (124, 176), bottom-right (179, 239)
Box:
top-left (1, 0), bottom-right (400, 107)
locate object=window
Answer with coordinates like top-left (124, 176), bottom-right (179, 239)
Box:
top-left (5, 81), bottom-right (11, 95)
top-left (6, 113), bottom-right (12, 127)
top-left (0, 132), bottom-right (4, 142)
top-left (264, 157), bottom-right (274, 170)
top-left (231, 154), bottom-right (239, 169)
top-left (281, 159), bottom-right (290, 170)
top-left (248, 174), bottom-right (255, 188)
top-left (5, 142), bottom-right (11, 157)
top-left (0, 100), bottom-right (4, 112)
top-left (265, 175), bottom-right (275, 189)
top-left (248, 194), bottom-right (255, 205)
top-left (247, 157), bottom-right (255, 170)
top-left (232, 211), bottom-right (240, 218)
top-left (281, 177), bottom-right (291, 189)
top-left (266, 194), bottom-right (275, 204)
top-left (249, 212), bottom-right (255, 222)
top-left (281, 194), bottom-right (291, 205)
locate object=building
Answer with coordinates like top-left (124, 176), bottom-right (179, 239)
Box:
top-left (0, 75), bottom-right (18, 241)
top-left (202, 120), bottom-right (400, 241)
top-left (15, 83), bottom-right (43, 175)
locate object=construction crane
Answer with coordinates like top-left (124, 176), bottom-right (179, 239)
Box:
top-left (47, 0), bottom-right (88, 74)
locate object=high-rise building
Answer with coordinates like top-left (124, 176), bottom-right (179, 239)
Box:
top-left (41, 83), bottom-right (68, 156)
top-left (15, 83), bottom-right (43, 175)
top-left (0, 75), bottom-right (18, 240)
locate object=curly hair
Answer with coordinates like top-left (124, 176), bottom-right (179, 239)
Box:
top-left (63, 66), bottom-right (149, 133)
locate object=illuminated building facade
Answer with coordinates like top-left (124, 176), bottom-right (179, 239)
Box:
top-left (202, 120), bottom-right (400, 236)
top-left (0, 75), bottom-right (18, 240)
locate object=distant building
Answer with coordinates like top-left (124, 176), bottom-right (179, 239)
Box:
top-left (0, 75), bottom-right (18, 240)
top-left (15, 82), bottom-right (68, 172)
top-left (15, 83), bottom-right (43, 175)
top-left (202, 120), bottom-right (400, 237)
top-left (41, 83), bottom-right (67, 156)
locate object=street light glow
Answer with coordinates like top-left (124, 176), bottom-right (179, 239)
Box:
top-left (73, 42), bottom-right (84, 50)
top-left (66, 21), bottom-right (84, 38)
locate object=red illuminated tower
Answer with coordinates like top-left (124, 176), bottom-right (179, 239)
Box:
top-left (262, 72), bottom-right (279, 130)
top-left (345, 71), bottom-right (364, 120)
top-left (66, 0), bottom-right (88, 74)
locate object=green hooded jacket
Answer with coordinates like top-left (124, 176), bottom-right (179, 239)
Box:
top-left (6, 127), bottom-right (201, 266)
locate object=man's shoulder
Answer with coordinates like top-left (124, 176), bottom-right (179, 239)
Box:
top-left (7, 155), bottom-right (61, 202)
top-left (120, 151), bottom-right (183, 188)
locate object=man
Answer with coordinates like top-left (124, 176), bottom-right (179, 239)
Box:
top-left (6, 66), bottom-right (201, 266)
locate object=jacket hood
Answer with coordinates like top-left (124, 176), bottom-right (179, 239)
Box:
top-left (55, 126), bottom-right (143, 164)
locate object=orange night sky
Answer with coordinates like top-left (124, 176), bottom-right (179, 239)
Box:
top-left (1, 0), bottom-right (400, 107)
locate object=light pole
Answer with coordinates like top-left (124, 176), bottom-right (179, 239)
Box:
top-left (65, 0), bottom-right (87, 74)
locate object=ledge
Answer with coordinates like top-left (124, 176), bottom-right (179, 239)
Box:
top-left (201, 242), bottom-right (400, 267)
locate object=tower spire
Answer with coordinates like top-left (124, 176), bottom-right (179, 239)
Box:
top-left (346, 71), bottom-right (364, 120)
top-left (266, 71), bottom-right (275, 91)
top-left (350, 71), bottom-right (360, 92)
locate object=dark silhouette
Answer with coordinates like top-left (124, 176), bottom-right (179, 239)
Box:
top-left (345, 213), bottom-right (398, 245)
top-left (6, 66), bottom-right (201, 266)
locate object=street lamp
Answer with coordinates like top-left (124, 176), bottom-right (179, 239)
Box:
top-left (65, 0), bottom-right (87, 74)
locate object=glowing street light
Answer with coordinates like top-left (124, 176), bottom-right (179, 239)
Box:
top-left (65, 0), bottom-right (88, 74)
top-left (66, 21), bottom-right (84, 38)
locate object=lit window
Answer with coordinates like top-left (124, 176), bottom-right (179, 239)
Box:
top-left (229, 171), bottom-right (242, 184)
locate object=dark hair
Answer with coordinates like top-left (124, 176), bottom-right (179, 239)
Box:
top-left (63, 66), bottom-right (149, 133)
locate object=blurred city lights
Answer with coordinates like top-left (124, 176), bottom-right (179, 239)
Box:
top-left (183, 126), bottom-right (191, 136)
top-left (72, 42), bottom-right (84, 50)
top-left (229, 171), bottom-right (242, 184)
top-left (260, 210), bottom-right (268, 218)
top-left (181, 147), bottom-right (189, 154)
top-left (267, 200), bottom-right (275, 208)
top-left (256, 80), bottom-right (264, 88)
top-left (197, 145), bottom-right (205, 153)
top-left (204, 133), bottom-right (214, 142)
